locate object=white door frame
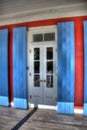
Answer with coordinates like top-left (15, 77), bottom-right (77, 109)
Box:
top-left (27, 26), bottom-right (58, 110)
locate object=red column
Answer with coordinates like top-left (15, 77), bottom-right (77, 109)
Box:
top-left (74, 19), bottom-right (84, 107)
top-left (8, 28), bottom-right (13, 103)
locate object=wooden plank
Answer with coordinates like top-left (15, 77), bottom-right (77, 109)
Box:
top-left (0, 107), bottom-right (87, 130)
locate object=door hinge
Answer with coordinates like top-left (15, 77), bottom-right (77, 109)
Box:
top-left (30, 95), bottom-right (32, 99)
top-left (27, 28), bottom-right (29, 31)
top-left (29, 73), bottom-right (31, 76)
top-left (26, 66), bottom-right (29, 70)
top-left (29, 49), bottom-right (31, 53)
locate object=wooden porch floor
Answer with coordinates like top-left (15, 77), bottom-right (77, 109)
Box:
top-left (0, 107), bottom-right (87, 130)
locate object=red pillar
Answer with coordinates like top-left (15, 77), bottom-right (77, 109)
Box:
top-left (74, 19), bottom-right (84, 107)
top-left (8, 28), bottom-right (13, 103)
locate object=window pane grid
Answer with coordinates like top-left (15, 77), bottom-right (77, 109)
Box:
top-left (46, 75), bottom-right (53, 88)
top-left (34, 75), bottom-right (40, 87)
top-left (33, 33), bottom-right (55, 42)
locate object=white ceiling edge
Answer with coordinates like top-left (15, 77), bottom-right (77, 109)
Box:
top-left (0, 2), bottom-right (87, 26)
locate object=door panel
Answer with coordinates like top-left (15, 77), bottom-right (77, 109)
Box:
top-left (29, 43), bottom-right (57, 108)
top-left (44, 45), bottom-right (57, 106)
top-left (29, 46), bottom-right (43, 107)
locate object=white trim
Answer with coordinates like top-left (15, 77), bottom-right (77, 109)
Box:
top-left (0, 2), bottom-right (87, 26)
top-left (29, 103), bottom-right (83, 114)
top-left (11, 100), bottom-right (83, 114)
top-left (29, 103), bottom-right (57, 110)
top-left (10, 102), bottom-right (14, 107)
top-left (74, 109), bottom-right (83, 115)
top-left (28, 25), bottom-right (57, 43)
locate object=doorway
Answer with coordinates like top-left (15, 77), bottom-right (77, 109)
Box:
top-left (27, 26), bottom-right (57, 109)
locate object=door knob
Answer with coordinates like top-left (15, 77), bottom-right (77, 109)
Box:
top-left (26, 66), bottom-right (29, 70)
top-left (43, 80), bottom-right (46, 82)
top-left (40, 80), bottom-right (43, 82)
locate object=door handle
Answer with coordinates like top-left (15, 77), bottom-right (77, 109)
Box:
top-left (26, 66), bottom-right (29, 70)
top-left (40, 80), bottom-right (43, 82)
top-left (43, 80), bottom-right (46, 82)
top-left (40, 80), bottom-right (46, 82)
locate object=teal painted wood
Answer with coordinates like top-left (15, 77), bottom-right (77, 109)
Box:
top-left (84, 20), bottom-right (87, 116)
top-left (13, 27), bottom-right (28, 109)
top-left (57, 22), bottom-right (74, 114)
top-left (0, 29), bottom-right (9, 106)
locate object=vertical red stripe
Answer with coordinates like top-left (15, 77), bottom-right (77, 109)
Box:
top-left (74, 19), bottom-right (84, 106)
top-left (8, 28), bottom-right (13, 103)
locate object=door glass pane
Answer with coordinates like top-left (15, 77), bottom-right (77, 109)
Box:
top-left (44, 33), bottom-right (55, 41)
top-left (46, 75), bottom-right (53, 88)
top-left (47, 47), bottom-right (53, 60)
top-left (34, 48), bottom-right (40, 60)
top-left (34, 61), bottom-right (40, 73)
top-left (34, 75), bottom-right (40, 87)
top-left (47, 61), bottom-right (53, 74)
top-left (33, 34), bottom-right (43, 42)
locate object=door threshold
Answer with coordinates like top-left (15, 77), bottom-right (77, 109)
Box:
top-left (74, 108), bottom-right (83, 114)
top-left (29, 103), bottom-right (57, 110)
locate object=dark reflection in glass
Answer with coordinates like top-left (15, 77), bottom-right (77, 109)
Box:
top-left (44, 33), bottom-right (55, 41)
top-left (47, 61), bottom-right (53, 74)
top-left (34, 61), bottom-right (40, 73)
top-left (47, 47), bottom-right (53, 60)
top-left (34, 48), bottom-right (40, 60)
top-left (34, 75), bottom-right (40, 87)
top-left (46, 75), bottom-right (53, 88)
top-left (33, 34), bottom-right (43, 42)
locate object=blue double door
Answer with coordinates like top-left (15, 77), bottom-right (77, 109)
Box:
top-left (0, 27), bottom-right (28, 109)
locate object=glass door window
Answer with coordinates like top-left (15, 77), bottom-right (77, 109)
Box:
top-left (34, 48), bottom-right (40, 87)
top-left (46, 47), bottom-right (53, 88)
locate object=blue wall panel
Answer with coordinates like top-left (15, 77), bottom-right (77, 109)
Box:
top-left (57, 22), bottom-right (75, 114)
top-left (13, 27), bottom-right (28, 109)
top-left (0, 29), bottom-right (9, 106)
top-left (84, 21), bottom-right (87, 116)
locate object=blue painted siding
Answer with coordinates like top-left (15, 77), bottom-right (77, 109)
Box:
top-left (0, 29), bottom-right (9, 106)
top-left (84, 21), bottom-right (87, 116)
top-left (57, 22), bottom-right (75, 114)
top-left (13, 27), bottom-right (28, 109)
